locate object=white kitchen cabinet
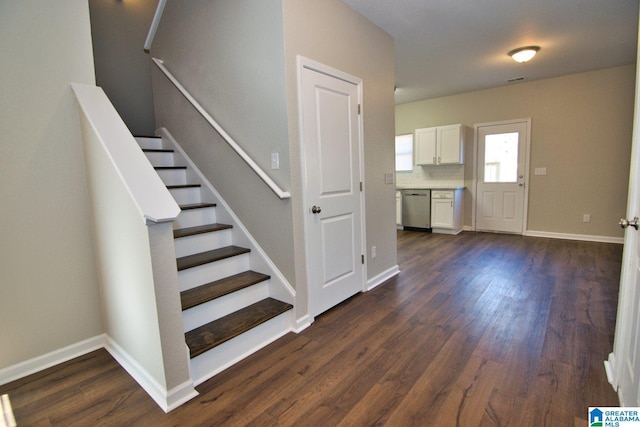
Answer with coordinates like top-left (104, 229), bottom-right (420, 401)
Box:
top-left (415, 124), bottom-right (464, 165)
top-left (431, 189), bottom-right (463, 234)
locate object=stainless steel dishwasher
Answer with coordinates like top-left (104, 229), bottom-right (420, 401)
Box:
top-left (401, 189), bottom-right (431, 229)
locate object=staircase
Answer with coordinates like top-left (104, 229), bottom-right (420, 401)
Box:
top-left (136, 133), bottom-right (294, 385)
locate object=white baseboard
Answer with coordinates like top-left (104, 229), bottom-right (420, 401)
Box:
top-left (0, 335), bottom-right (105, 387)
top-left (460, 226), bottom-right (623, 244)
top-left (0, 334), bottom-right (197, 413)
top-left (525, 230), bottom-right (624, 244)
top-left (366, 265), bottom-right (400, 291)
top-left (294, 314), bottom-right (313, 333)
top-left (604, 352), bottom-right (616, 387)
top-left (104, 336), bottom-right (197, 413)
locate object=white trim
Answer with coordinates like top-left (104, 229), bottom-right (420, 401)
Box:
top-left (104, 336), bottom-right (198, 413)
top-left (604, 352), bottom-right (618, 389)
top-left (296, 55), bottom-right (366, 320)
top-left (143, 0), bottom-right (167, 52)
top-left (298, 56), bottom-right (363, 85)
top-left (294, 315), bottom-right (313, 333)
top-left (525, 229), bottom-right (624, 244)
top-left (472, 118), bottom-right (531, 234)
top-left (71, 83), bottom-right (180, 224)
top-left (366, 265), bottom-right (400, 291)
top-left (0, 335), bottom-right (105, 386)
top-left (151, 58), bottom-right (290, 200)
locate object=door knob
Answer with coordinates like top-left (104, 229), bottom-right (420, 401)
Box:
top-left (619, 217), bottom-right (639, 230)
top-left (311, 205), bottom-right (322, 214)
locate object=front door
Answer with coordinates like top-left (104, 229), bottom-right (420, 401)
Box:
top-left (299, 58), bottom-right (365, 318)
top-left (609, 21), bottom-right (640, 404)
top-left (475, 120), bottom-right (530, 234)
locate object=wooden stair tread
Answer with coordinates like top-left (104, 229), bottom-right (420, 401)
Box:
top-left (167, 184), bottom-right (201, 189)
top-left (179, 202), bottom-right (216, 210)
top-left (174, 223), bottom-right (232, 239)
top-left (177, 245), bottom-right (250, 271)
top-left (185, 298), bottom-right (292, 358)
top-left (180, 270), bottom-right (270, 310)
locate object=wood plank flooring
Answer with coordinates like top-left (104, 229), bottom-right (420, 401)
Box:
top-left (0, 231), bottom-right (622, 426)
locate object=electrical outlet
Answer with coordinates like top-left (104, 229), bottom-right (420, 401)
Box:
top-left (371, 246), bottom-right (377, 259)
top-left (583, 214), bottom-right (591, 223)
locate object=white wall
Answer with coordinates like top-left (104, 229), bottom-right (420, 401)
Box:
top-left (0, 1), bottom-right (102, 369)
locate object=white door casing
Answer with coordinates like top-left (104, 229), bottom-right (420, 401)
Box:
top-left (298, 57), bottom-right (365, 318)
top-left (607, 18), bottom-right (640, 404)
top-left (474, 119), bottom-right (531, 234)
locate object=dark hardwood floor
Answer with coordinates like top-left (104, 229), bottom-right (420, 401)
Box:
top-left (0, 231), bottom-right (622, 426)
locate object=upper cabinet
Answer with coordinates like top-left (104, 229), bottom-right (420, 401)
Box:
top-left (415, 124), bottom-right (465, 165)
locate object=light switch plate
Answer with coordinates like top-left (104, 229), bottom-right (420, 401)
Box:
top-left (534, 167), bottom-right (547, 176)
top-left (385, 172), bottom-right (394, 184)
top-left (271, 152), bottom-right (280, 170)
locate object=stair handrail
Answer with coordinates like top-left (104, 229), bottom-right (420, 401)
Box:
top-left (144, 0), bottom-right (167, 52)
top-left (151, 57), bottom-right (291, 200)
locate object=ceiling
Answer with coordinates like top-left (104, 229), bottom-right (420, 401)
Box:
top-left (342, 0), bottom-right (639, 104)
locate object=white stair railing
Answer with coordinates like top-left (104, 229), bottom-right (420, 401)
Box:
top-left (151, 57), bottom-right (291, 200)
top-left (144, 0), bottom-right (167, 52)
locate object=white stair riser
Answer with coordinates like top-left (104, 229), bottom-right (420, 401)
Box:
top-left (144, 151), bottom-right (175, 166)
top-left (189, 312), bottom-right (292, 386)
top-left (169, 187), bottom-right (202, 205)
top-left (135, 137), bottom-right (164, 150)
top-left (178, 254), bottom-right (251, 292)
top-left (182, 281), bottom-right (270, 332)
top-left (174, 207), bottom-right (217, 229)
top-left (174, 229), bottom-right (233, 258)
top-left (131, 132), bottom-right (297, 406)
top-left (156, 169), bottom-right (187, 186)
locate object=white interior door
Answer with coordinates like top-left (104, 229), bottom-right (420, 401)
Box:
top-left (475, 120), bottom-right (530, 234)
top-left (609, 19), bottom-right (640, 404)
top-left (299, 58), bottom-right (364, 318)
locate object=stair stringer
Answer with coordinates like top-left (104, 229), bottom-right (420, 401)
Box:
top-left (155, 128), bottom-right (298, 384)
top-left (157, 128), bottom-right (296, 307)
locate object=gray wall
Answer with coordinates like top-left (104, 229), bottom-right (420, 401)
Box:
top-left (396, 65), bottom-right (635, 239)
top-left (89, 0), bottom-right (157, 135)
top-left (150, 0), bottom-right (398, 320)
top-left (281, 0), bottom-right (398, 311)
top-left (151, 0), bottom-right (296, 282)
top-left (0, 0), bottom-right (102, 369)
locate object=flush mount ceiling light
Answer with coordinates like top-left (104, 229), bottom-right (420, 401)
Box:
top-left (508, 46), bottom-right (540, 63)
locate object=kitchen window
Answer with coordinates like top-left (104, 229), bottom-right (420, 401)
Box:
top-left (395, 134), bottom-right (414, 172)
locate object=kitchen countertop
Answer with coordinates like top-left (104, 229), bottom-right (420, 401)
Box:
top-left (396, 186), bottom-right (465, 191)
